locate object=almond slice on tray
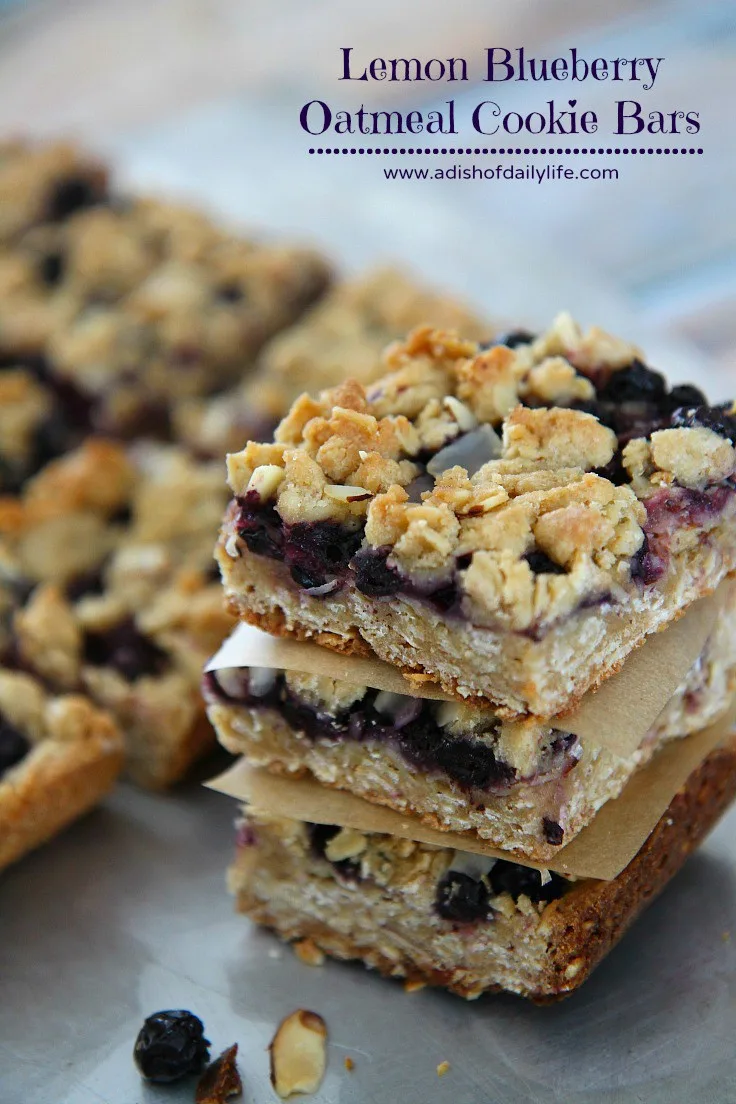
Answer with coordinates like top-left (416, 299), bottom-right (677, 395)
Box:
top-left (269, 1009), bottom-right (328, 1098)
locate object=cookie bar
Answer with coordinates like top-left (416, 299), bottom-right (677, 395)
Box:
top-left (173, 267), bottom-right (492, 458)
top-left (0, 189), bottom-right (331, 462)
top-left (217, 319), bottom-right (736, 716)
top-left (205, 585), bottom-right (736, 859)
top-left (0, 669), bottom-right (123, 871)
top-left (1, 438), bottom-right (234, 787)
top-left (230, 738), bottom-right (736, 1000)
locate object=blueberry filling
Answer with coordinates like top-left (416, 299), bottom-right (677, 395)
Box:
top-left (65, 565), bottom-right (107, 603)
top-left (489, 861), bottom-right (567, 902)
top-left (236, 493), bottom-right (364, 589)
top-left (435, 859), bottom-right (567, 924)
top-left (236, 492), bottom-right (284, 559)
top-left (284, 521), bottom-right (364, 589)
top-left (204, 670), bottom-right (579, 795)
top-left (45, 176), bottom-right (103, 221)
top-left (488, 330), bottom-right (536, 350)
top-left (215, 282), bottom-right (245, 303)
top-left (306, 823), bottom-right (360, 881)
top-left (351, 547), bottom-right (402, 597)
top-left (597, 359), bottom-right (667, 404)
top-left (573, 362), bottom-right (712, 450)
top-left (671, 402), bottom-right (736, 444)
top-left (0, 353), bottom-right (97, 480)
top-left (84, 618), bottom-right (170, 681)
top-left (0, 713), bottom-right (31, 779)
top-left (38, 250), bottom-right (65, 287)
top-left (436, 871), bottom-right (491, 922)
top-left (630, 534), bottom-right (666, 586)
top-left (524, 549), bottom-right (566, 576)
top-left (542, 817), bottom-right (564, 846)
top-left (631, 484), bottom-right (734, 587)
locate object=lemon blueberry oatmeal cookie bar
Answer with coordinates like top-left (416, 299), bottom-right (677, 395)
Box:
top-left (173, 266), bottom-right (492, 458)
top-left (229, 738), bottom-right (736, 1000)
top-left (1, 438), bottom-right (233, 787)
top-left (0, 186), bottom-right (331, 465)
top-left (0, 668), bottom-right (123, 871)
top-left (204, 584), bottom-right (736, 859)
top-left (217, 318), bottom-right (736, 716)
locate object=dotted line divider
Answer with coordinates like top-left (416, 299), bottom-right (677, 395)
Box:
top-left (308, 147), bottom-right (704, 155)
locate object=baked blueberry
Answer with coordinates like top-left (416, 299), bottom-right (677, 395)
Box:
top-left (84, 618), bottom-right (169, 681)
top-left (491, 329), bottom-right (536, 349)
top-left (489, 860), bottom-right (567, 903)
top-left (46, 176), bottom-right (100, 221)
top-left (0, 714), bottom-right (31, 779)
top-left (598, 359), bottom-right (667, 403)
top-left (524, 549), bottom-right (566, 576)
top-left (216, 282), bottom-right (245, 303)
top-left (133, 1009), bottom-right (210, 1083)
top-left (352, 547), bottom-right (402, 597)
top-left (237, 493), bottom-right (285, 560)
top-left (436, 871), bottom-right (491, 923)
top-left (671, 402), bottom-right (736, 444)
top-left (38, 251), bottom-right (65, 287)
top-left (542, 817), bottom-right (564, 846)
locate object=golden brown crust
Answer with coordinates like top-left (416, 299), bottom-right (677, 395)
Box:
top-left (0, 697), bottom-right (123, 870)
top-left (535, 737), bottom-right (736, 998)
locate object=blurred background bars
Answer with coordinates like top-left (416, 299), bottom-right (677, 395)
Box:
top-left (0, 0), bottom-right (733, 386)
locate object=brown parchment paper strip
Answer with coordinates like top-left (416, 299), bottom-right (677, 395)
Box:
top-left (206, 587), bottom-right (725, 758)
top-left (206, 701), bottom-right (736, 881)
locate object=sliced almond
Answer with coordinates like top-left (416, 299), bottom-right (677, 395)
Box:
top-left (443, 395), bottom-right (478, 432)
top-left (247, 464), bottom-right (285, 500)
top-left (324, 484), bottom-right (372, 503)
top-left (269, 1010), bottom-right (328, 1099)
top-left (293, 939), bottom-right (325, 967)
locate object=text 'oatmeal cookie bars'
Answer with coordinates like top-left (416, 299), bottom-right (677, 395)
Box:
top-left (203, 580), bottom-right (736, 860)
top-left (228, 737), bottom-right (736, 1001)
top-left (217, 317), bottom-right (736, 718)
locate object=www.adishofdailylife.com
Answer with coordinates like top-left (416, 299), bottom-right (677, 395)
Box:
top-left (382, 162), bottom-right (620, 183)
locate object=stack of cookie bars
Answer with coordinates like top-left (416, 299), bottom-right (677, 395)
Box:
top-left (0, 139), bottom-right (490, 868)
top-left (209, 320), bottom-right (736, 999)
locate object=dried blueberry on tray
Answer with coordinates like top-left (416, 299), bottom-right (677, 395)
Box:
top-left (133, 1009), bottom-right (210, 1083)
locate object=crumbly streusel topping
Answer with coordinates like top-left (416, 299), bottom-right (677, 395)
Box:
top-left (226, 316), bottom-right (736, 629)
